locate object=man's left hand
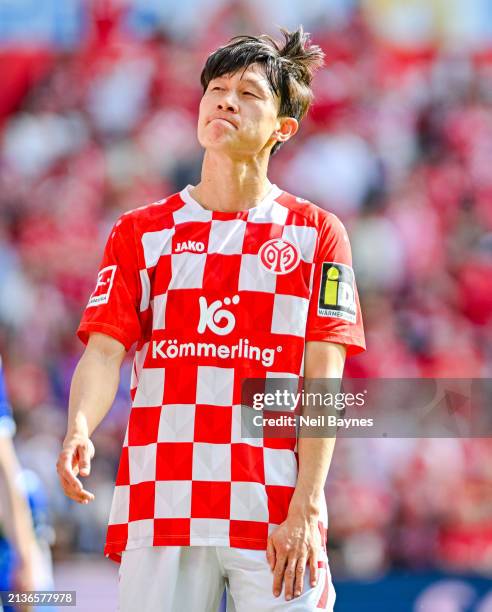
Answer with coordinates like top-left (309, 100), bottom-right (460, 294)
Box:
top-left (266, 510), bottom-right (321, 601)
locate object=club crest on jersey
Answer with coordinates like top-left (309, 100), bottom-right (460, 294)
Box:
top-left (175, 240), bottom-right (205, 253)
top-left (258, 239), bottom-right (300, 275)
top-left (87, 265), bottom-right (116, 307)
top-left (318, 262), bottom-right (356, 323)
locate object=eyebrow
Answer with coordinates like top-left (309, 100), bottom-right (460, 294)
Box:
top-left (214, 75), bottom-right (268, 94)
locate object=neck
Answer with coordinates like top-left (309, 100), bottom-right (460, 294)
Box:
top-left (190, 149), bottom-right (273, 212)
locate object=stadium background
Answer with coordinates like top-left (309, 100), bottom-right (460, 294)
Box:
top-left (0, 0), bottom-right (492, 610)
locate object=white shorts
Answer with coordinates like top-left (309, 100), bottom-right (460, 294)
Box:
top-left (118, 546), bottom-right (336, 612)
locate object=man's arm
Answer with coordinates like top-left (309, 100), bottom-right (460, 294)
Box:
top-left (266, 341), bottom-right (346, 601)
top-left (0, 435), bottom-right (41, 594)
top-left (56, 332), bottom-right (126, 504)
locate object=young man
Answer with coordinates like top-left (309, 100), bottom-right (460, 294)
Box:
top-left (57, 27), bottom-right (365, 611)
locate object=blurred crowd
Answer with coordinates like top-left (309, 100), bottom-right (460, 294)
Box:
top-left (0, 0), bottom-right (491, 578)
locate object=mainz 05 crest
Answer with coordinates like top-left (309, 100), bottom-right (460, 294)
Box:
top-left (258, 239), bottom-right (300, 274)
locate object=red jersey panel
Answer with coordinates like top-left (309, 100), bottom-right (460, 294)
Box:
top-left (77, 185), bottom-right (366, 562)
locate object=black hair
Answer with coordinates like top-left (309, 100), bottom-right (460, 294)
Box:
top-left (200, 26), bottom-right (325, 155)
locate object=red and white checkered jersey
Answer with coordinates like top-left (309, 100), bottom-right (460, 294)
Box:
top-left (77, 184), bottom-right (366, 562)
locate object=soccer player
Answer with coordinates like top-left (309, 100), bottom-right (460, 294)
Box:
top-left (0, 357), bottom-right (54, 612)
top-left (57, 27), bottom-right (365, 611)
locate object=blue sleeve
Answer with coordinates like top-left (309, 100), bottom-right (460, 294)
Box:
top-left (0, 357), bottom-right (16, 437)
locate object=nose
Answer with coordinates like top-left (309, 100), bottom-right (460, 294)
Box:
top-left (217, 92), bottom-right (238, 113)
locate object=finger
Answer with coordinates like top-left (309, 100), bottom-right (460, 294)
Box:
top-left (60, 474), bottom-right (89, 500)
top-left (60, 481), bottom-right (86, 503)
top-left (63, 482), bottom-right (95, 504)
top-left (77, 444), bottom-right (92, 477)
top-left (59, 463), bottom-right (83, 493)
top-left (283, 556), bottom-right (298, 601)
top-left (266, 538), bottom-right (276, 571)
top-left (272, 555), bottom-right (287, 598)
top-left (60, 472), bottom-right (94, 503)
top-left (57, 452), bottom-right (83, 491)
top-left (294, 556), bottom-right (307, 598)
top-left (309, 549), bottom-right (319, 587)
top-left (78, 489), bottom-right (95, 504)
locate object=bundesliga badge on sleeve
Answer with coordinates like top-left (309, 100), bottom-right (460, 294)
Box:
top-left (318, 262), bottom-right (357, 323)
top-left (87, 265), bottom-right (117, 307)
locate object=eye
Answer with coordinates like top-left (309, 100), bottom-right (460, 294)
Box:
top-left (243, 91), bottom-right (257, 97)
top-left (211, 86), bottom-right (223, 91)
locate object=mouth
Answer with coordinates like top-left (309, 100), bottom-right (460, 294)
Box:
top-left (208, 117), bottom-right (238, 129)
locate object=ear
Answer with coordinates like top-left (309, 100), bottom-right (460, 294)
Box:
top-left (273, 117), bottom-right (299, 143)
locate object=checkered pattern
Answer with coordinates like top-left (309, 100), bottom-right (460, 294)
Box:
top-left (78, 185), bottom-right (366, 562)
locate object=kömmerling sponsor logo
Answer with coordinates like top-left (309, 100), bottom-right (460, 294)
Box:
top-left (151, 337), bottom-right (282, 368)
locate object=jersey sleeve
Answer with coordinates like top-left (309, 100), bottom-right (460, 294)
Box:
top-left (0, 357), bottom-right (16, 438)
top-left (77, 216), bottom-right (142, 351)
top-left (305, 213), bottom-right (366, 357)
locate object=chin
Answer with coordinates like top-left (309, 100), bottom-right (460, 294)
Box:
top-left (202, 138), bottom-right (236, 152)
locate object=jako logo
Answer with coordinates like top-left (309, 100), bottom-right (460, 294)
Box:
top-left (259, 239), bottom-right (300, 274)
top-left (176, 240), bottom-right (205, 253)
top-left (198, 295), bottom-right (240, 336)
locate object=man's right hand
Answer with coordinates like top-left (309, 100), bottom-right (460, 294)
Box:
top-left (56, 434), bottom-right (95, 504)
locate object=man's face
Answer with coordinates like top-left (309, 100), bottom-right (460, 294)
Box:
top-left (197, 63), bottom-right (282, 157)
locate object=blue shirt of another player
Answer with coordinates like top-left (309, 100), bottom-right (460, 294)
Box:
top-left (0, 357), bottom-right (15, 438)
